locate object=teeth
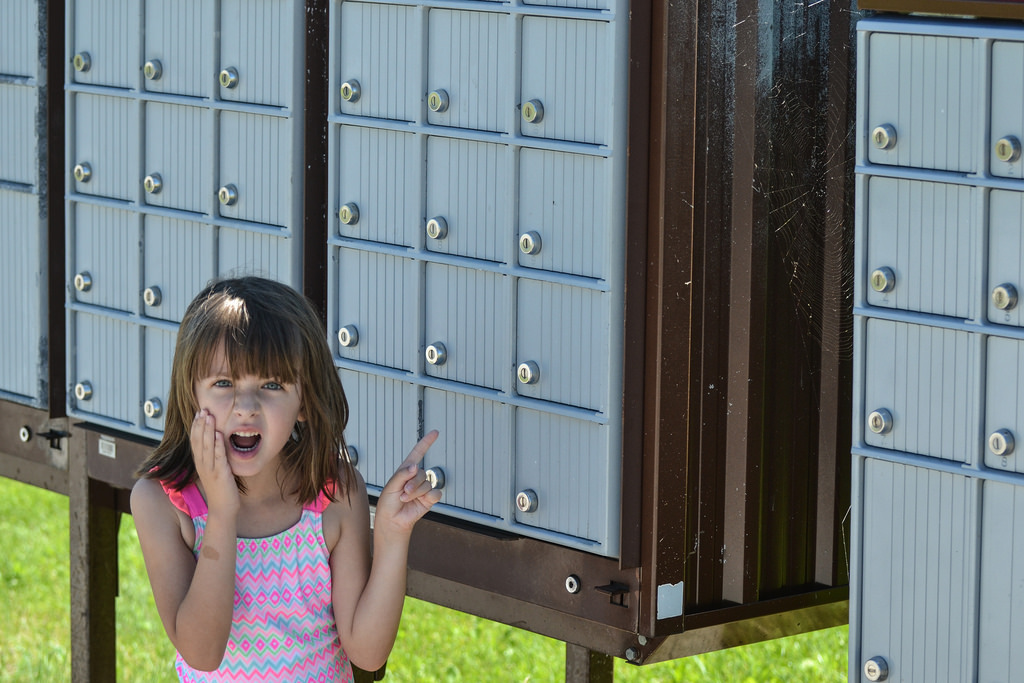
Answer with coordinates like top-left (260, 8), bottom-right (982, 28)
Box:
top-left (233, 431), bottom-right (259, 437)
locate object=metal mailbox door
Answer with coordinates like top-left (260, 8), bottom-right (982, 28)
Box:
top-left (142, 216), bottom-right (216, 323)
top-left (216, 226), bottom-right (295, 285)
top-left (425, 138), bottom-right (512, 263)
top-left (218, 111), bottom-right (292, 227)
top-left (987, 190), bottom-right (1024, 328)
top-left (218, 0), bottom-right (297, 108)
top-left (0, 0), bottom-right (39, 78)
top-left (142, 0), bottom-right (213, 98)
top-left (0, 85), bottom-right (37, 186)
top-left (70, 0), bottom-right (139, 89)
top-left (0, 191), bottom-right (45, 402)
top-left (142, 327), bottom-right (176, 432)
top-left (71, 93), bottom-right (138, 202)
top-left (143, 102), bottom-right (212, 214)
top-left (978, 481), bottom-right (1024, 682)
top-left (984, 337), bottom-right (1024, 474)
top-left (68, 312), bottom-right (141, 425)
top-left (990, 41), bottom-right (1024, 180)
top-left (70, 203), bottom-right (139, 314)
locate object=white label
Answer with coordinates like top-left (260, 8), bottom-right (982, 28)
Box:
top-left (98, 436), bottom-right (116, 459)
top-left (657, 581), bottom-right (684, 620)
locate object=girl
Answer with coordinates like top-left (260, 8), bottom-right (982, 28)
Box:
top-left (132, 276), bottom-right (441, 682)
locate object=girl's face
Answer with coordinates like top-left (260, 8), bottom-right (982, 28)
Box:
top-left (192, 342), bottom-right (304, 480)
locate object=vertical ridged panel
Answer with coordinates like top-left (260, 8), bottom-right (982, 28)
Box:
top-left (144, 102), bottom-right (211, 213)
top-left (978, 481), bottom-right (1024, 682)
top-left (143, 327), bottom-right (176, 432)
top-left (0, 84), bottom-right (37, 186)
top-left (219, 112), bottom-right (291, 226)
top-left (991, 41), bottom-right (1024, 180)
top-left (426, 10), bottom-right (511, 133)
top-left (985, 337), bottom-right (1024, 474)
top-left (520, 17), bottom-right (610, 145)
top-left (424, 264), bottom-right (510, 390)
top-left (866, 32), bottom-right (976, 173)
top-left (523, 0), bottom-right (610, 9)
top-left (72, 0), bottom-right (138, 88)
top-left (335, 247), bottom-right (418, 371)
top-left (143, 0), bottom-right (212, 98)
top-left (0, 0), bottom-right (38, 78)
top-left (858, 460), bottom-right (978, 683)
top-left (425, 138), bottom-right (511, 263)
top-left (337, 125), bottom-right (420, 247)
top-left (72, 203), bottom-right (139, 313)
top-left (70, 313), bottom-right (140, 425)
top-left (73, 93), bottom-right (138, 201)
top-left (865, 177), bottom-right (976, 319)
top-left (143, 216), bottom-right (216, 323)
top-left (863, 319), bottom-right (979, 462)
top-left (0, 190), bottom-right (44, 401)
top-left (515, 409), bottom-right (610, 542)
top-left (518, 149), bottom-right (610, 279)
top-left (423, 389), bottom-right (510, 518)
top-left (219, 0), bottom-right (295, 107)
top-left (988, 190), bottom-right (1024, 327)
top-left (339, 369), bottom-right (419, 490)
top-left (516, 280), bottom-right (608, 412)
top-left (337, 2), bottom-right (421, 122)
top-left (218, 227), bottom-right (293, 284)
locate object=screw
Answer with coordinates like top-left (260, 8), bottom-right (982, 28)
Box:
top-left (19, 426), bottom-right (32, 443)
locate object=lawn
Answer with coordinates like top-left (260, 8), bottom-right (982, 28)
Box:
top-left (0, 477), bottom-right (848, 682)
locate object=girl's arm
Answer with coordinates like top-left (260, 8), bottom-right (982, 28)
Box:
top-left (130, 411), bottom-right (241, 671)
top-left (329, 431), bottom-right (442, 672)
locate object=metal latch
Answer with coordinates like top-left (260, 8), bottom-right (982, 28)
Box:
top-left (595, 581), bottom-right (630, 607)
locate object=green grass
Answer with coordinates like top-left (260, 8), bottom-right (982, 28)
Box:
top-left (0, 477), bottom-right (848, 682)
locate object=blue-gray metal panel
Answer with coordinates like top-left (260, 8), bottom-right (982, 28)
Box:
top-left (334, 247), bottom-right (418, 372)
top-left (336, 125), bottom-right (421, 247)
top-left (864, 177), bottom-right (977, 319)
top-left (68, 312), bottom-right (141, 425)
top-left (0, 189), bottom-right (45, 403)
top-left (218, 0), bottom-right (297, 108)
top-left (71, 93), bottom-right (138, 202)
top-left (143, 102), bottom-right (212, 214)
top-left (988, 190), bottom-right (1024, 328)
top-left (336, 2), bottom-right (422, 123)
top-left (864, 31), bottom-right (977, 173)
top-left (424, 263), bottom-right (511, 390)
top-left (518, 148), bottom-right (610, 279)
top-left (422, 388), bottom-right (510, 519)
top-left (990, 41), bottom-right (1024, 181)
top-left (984, 337), bottom-right (1024, 474)
top-left (857, 459), bottom-right (979, 683)
top-left (71, 203), bottom-right (140, 314)
top-left (217, 226), bottom-right (295, 284)
top-left (218, 112), bottom-right (292, 227)
top-left (426, 9), bottom-right (512, 134)
top-left (142, 0), bottom-right (213, 98)
top-left (863, 319), bottom-right (980, 463)
top-left (143, 326), bottom-right (175, 432)
top-left (515, 280), bottom-right (609, 412)
top-left (339, 368), bottom-right (420, 491)
top-left (70, 0), bottom-right (139, 89)
top-left (978, 480), bottom-right (1024, 683)
top-left (520, 17), bottom-right (611, 146)
top-left (425, 137), bottom-right (512, 263)
top-left (0, 0), bottom-right (39, 79)
top-left (0, 84), bottom-right (38, 186)
top-left (523, 0), bottom-right (611, 9)
top-left (142, 216), bottom-right (216, 323)
top-left (514, 408), bottom-right (613, 550)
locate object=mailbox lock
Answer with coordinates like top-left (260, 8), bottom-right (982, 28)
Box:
top-left (993, 284), bottom-right (1018, 311)
top-left (345, 445), bottom-right (359, 466)
top-left (519, 231), bottom-right (542, 256)
top-left (143, 398), bottom-right (163, 419)
top-left (522, 99), bottom-right (544, 124)
top-left (426, 217), bottom-right (448, 240)
top-left (869, 267), bottom-right (895, 294)
top-left (73, 162), bottom-right (92, 183)
top-left (564, 575), bottom-right (581, 594)
top-left (338, 325), bottom-right (359, 348)
top-left (73, 52), bottom-right (91, 72)
top-left (74, 381), bottom-right (93, 402)
top-left (425, 467), bottom-right (446, 490)
top-left (218, 184), bottom-right (239, 206)
top-left (340, 80), bottom-right (361, 103)
top-left (19, 426), bottom-right (32, 443)
top-left (516, 489), bottom-right (539, 513)
top-left (143, 286), bottom-right (162, 307)
top-left (74, 272), bottom-right (93, 292)
top-left (339, 203), bottom-right (360, 226)
top-left (427, 89), bottom-right (449, 113)
top-left (425, 342), bottom-right (448, 366)
top-left (517, 361), bottom-right (540, 385)
top-left (867, 408), bottom-right (893, 435)
top-left (143, 59), bottom-right (163, 81)
top-left (871, 124), bottom-right (897, 151)
top-left (996, 136), bottom-right (1022, 163)
top-left (989, 429), bottom-right (1015, 457)
top-left (219, 67), bottom-right (239, 89)
top-left (143, 174), bottom-right (163, 194)
top-left (863, 656), bottom-right (889, 681)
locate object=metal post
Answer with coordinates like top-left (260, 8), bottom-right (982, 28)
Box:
top-left (565, 643), bottom-right (614, 683)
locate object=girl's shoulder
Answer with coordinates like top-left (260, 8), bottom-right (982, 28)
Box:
top-left (320, 468), bottom-right (369, 553)
top-left (130, 477), bottom-right (197, 549)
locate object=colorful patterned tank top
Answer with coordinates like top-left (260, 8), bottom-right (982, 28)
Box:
top-left (163, 482), bottom-right (354, 683)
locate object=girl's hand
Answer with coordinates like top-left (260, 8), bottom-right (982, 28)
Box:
top-left (190, 409), bottom-right (239, 515)
top-left (374, 430), bottom-right (443, 539)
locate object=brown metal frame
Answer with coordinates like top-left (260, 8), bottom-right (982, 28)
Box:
top-left (859, 0), bottom-right (1024, 19)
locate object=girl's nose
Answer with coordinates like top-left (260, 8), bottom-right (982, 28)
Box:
top-left (233, 389), bottom-right (259, 415)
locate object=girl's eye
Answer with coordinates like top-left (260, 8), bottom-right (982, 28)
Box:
top-left (263, 381), bottom-right (283, 391)
top-left (213, 379), bottom-right (232, 388)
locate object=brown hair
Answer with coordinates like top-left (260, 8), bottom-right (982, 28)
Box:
top-left (136, 277), bottom-right (353, 504)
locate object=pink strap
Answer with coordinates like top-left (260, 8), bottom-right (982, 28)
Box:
top-left (304, 482), bottom-right (336, 514)
top-left (160, 481), bottom-right (208, 518)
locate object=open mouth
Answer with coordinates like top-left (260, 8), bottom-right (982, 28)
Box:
top-left (229, 431), bottom-right (262, 452)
